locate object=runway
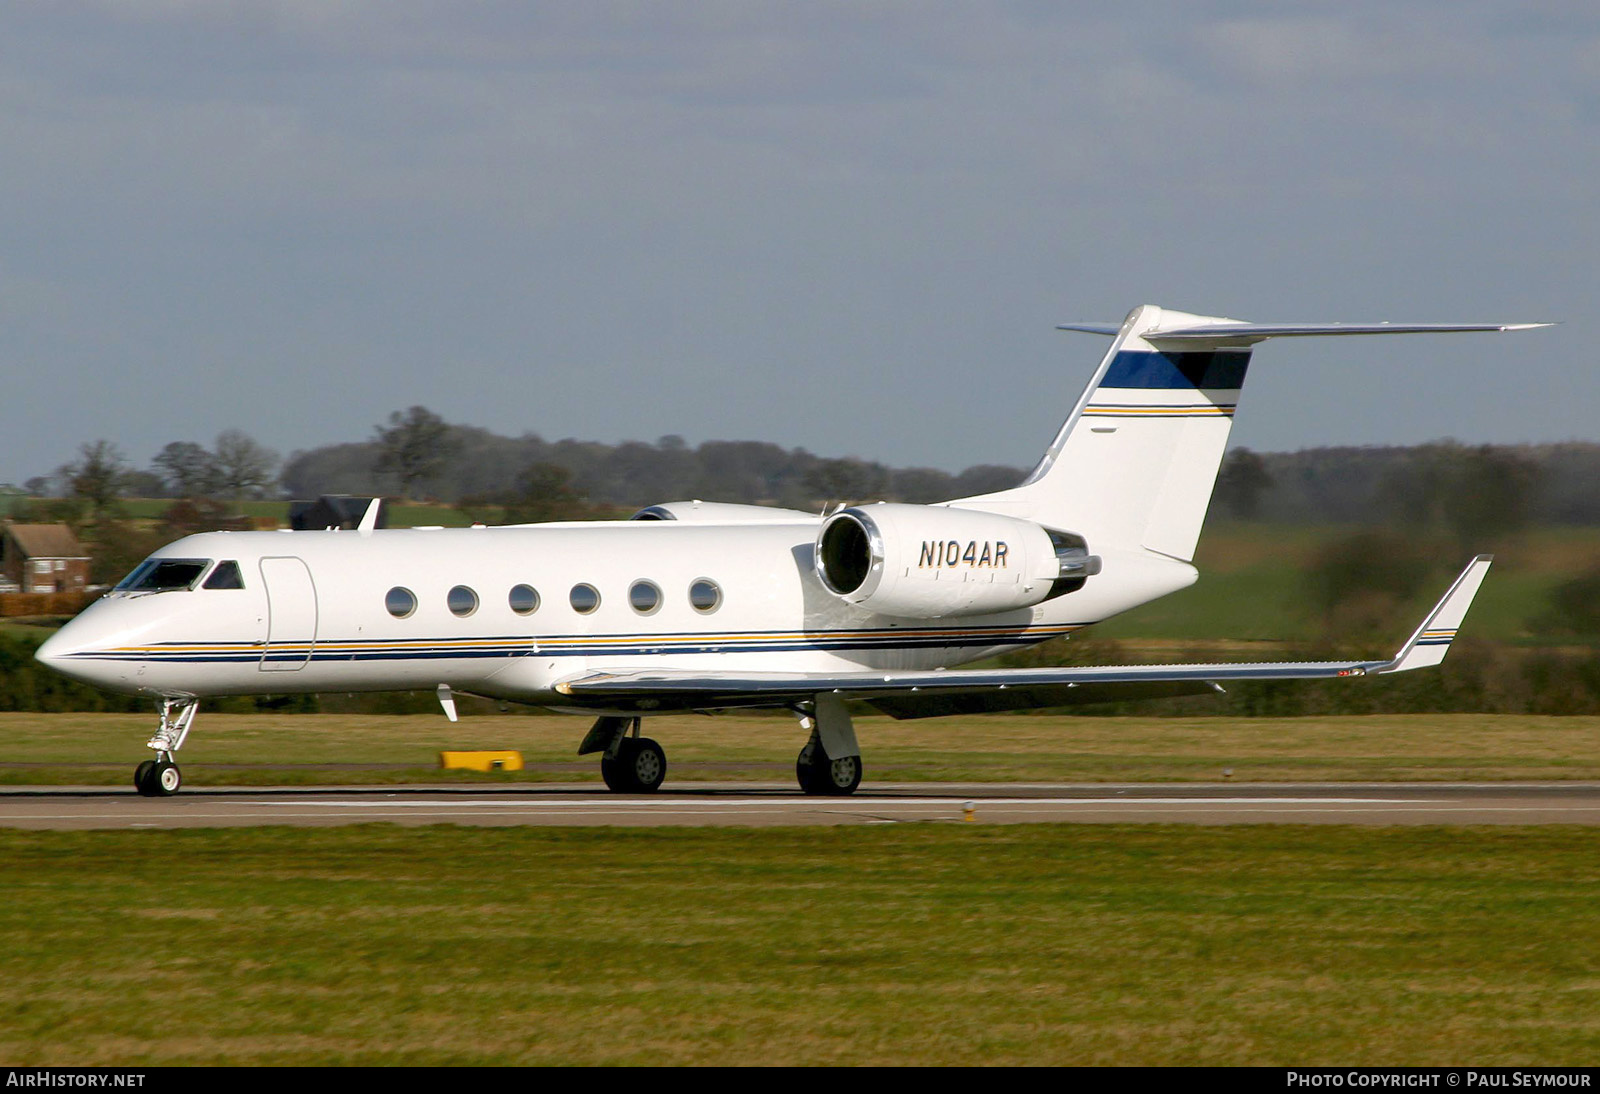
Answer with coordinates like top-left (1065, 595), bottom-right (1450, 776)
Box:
top-left (4, 781), bottom-right (1600, 829)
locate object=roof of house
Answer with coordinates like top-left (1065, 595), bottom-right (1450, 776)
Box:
top-left (4, 523), bottom-right (88, 559)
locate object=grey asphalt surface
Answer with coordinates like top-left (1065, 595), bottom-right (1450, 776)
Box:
top-left (3, 782), bottom-right (1600, 828)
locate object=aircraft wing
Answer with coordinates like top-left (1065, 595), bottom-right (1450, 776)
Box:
top-left (555, 556), bottom-right (1493, 719)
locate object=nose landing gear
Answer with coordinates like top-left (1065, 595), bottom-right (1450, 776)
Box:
top-left (134, 757), bottom-right (182, 796)
top-left (135, 699), bottom-right (196, 797)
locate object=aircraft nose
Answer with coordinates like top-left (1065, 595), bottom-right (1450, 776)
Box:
top-left (35, 617), bottom-right (116, 688)
top-left (35, 626), bottom-right (74, 669)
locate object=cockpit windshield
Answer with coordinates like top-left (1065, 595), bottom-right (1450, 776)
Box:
top-left (114, 558), bottom-right (211, 593)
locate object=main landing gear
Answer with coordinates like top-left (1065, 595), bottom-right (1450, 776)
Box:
top-left (579, 716), bottom-right (667, 793)
top-left (576, 695), bottom-right (865, 797)
top-left (135, 698), bottom-right (197, 797)
top-left (795, 735), bottom-right (862, 796)
top-left (793, 694), bottom-right (863, 796)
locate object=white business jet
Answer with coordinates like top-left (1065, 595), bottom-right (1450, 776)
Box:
top-left (37, 305), bottom-right (1543, 797)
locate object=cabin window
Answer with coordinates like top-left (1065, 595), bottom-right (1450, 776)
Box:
top-left (629, 580), bottom-right (661, 615)
top-left (509, 584), bottom-right (540, 615)
top-left (203, 560), bottom-right (245, 590)
top-left (115, 558), bottom-right (210, 593)
top-left (689, 578), bottom-right (722, 613)
top-left (386, 587), bottom-right (417, 618)
top-left (569, 583), bottom-right (601, 614)
top-left (447, 585), bottom-right (479, 617)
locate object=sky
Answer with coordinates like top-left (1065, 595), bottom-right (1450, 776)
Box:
top-left (2, 1), bottom-right (1596, 486)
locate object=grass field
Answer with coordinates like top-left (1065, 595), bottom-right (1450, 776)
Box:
top-left (6, 711), bottom-right (1600, 786)
top-left (2, 824), bottom-right (1596, 1065)
top-left (1091, 522), bottom-right (1600, 646)
top-left (3, 521), bottom-right (1593, 1065)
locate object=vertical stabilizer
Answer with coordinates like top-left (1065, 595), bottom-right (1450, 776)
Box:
top-left (949, 307), bottom-right (1545, 561)
top-left (951, 305), bottom-right (1251, 561)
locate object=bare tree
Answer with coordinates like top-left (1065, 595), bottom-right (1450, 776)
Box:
top-left (152, 441), bottom-right (219, 499)
top-left (64, 440), bottom-right (128, 521)
top-left (501, 462), bottom-right (588, 523)
top-left (1378, 442), bottom-right (1543, 550)
top-left (1441, 445), bottom-right (1542, 551)
top-left (802, 457), bottom-right (889, 506)
top-left (374, 406), bottom-right (459, 499)
top-left (1215, 448), bottom-right (1275, 519)
top-left (212, 430), bottom-right (280, 509)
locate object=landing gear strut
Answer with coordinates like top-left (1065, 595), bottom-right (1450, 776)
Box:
top-left (135, 699), bottom-right (196, 797)
top-left (580, 716), bottom-right (668, 793)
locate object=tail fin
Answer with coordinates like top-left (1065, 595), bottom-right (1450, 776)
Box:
top-left (951, 305), bottom-right (1548, 562)
top-left (952, 304), bottom-right (1249, 561)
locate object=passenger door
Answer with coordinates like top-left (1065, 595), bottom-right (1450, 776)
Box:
top-left (259, 556), bottom-right (318, 671)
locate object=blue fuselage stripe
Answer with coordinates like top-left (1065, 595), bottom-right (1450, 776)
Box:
top-left (68, 626), bottom-right (1084, 665)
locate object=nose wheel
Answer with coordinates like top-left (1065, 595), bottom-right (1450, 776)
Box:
top-left (135, 756), bottom-right (182, 797)
top-left (135, 699), bottom-right (196, 796)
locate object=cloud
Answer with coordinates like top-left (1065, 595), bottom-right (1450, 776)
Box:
top-left (0, 3), bottom-right (1595, 478)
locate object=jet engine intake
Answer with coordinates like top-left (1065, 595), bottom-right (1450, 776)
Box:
top-left (814, 503), bottom-right (1097, 618)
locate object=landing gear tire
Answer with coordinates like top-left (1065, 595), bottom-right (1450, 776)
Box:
top-left (136, 758), bottom-right (181, 797)
top-left (797, 741), bottom-right (862, 796)
top-left (601, 737), bottom-right (667, 793)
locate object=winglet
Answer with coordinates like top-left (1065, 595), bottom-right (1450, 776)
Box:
top-left (1379, 555), bottom-right (1494, 673)
top-left (358, 497), bottom-right (382, 534)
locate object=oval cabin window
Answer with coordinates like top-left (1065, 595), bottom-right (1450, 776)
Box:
top-left (629, 581), bottom-right (661, 614)
top-left (569, 584), bottom-right (601, 614)
top-left (447, 586), bottom-right (479, 617)
top-left (509, 584), bottom-right (540, 615)
top-left (689, 579), bottom-right (721, 613)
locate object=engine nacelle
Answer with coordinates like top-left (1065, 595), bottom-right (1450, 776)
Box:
top-left (814, 503), bottom-right (1098, 618)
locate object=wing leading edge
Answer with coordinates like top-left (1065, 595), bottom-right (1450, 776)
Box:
top-left (554, 556), bottom-right (1493, 719)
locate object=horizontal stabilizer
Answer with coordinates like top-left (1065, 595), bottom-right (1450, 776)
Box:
top-left (1059, 319), bottom-right (1552, 346)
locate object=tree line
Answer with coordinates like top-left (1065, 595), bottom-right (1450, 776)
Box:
top-left (7, 407), bottom-right (1028, 517)
top-left (7, 409), bottom-right (1600, 715)
top-left (1212, 442), bottom-right (1580, 533)
top-left (13, 408), bottom-right (1600, 531)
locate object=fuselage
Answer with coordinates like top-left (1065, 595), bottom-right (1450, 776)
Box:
top-left (37, 519), bottom-right (1197, 709)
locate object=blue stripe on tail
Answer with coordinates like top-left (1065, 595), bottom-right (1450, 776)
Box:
top-left (1100, 350), bottom-right (1251, 390)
